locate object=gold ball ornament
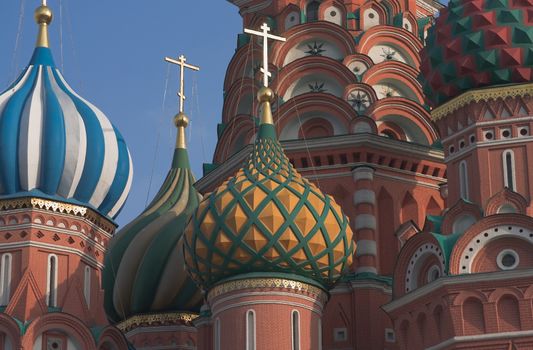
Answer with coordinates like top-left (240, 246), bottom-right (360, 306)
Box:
top-left (35, 5), bottom-right (53, 25)
top-left (174, 112), bottom-right (189, 128)
top-left (257, 87), bottom-right (274, 103)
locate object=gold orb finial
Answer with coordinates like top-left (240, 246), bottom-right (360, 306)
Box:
top-left (35, 5), bottom-right (53, 25)
top-left (35, 5), bottom-right (53, 48)
top-left (257, 87), bottom-right (274, 103)
top-left (174, 112), bottom-right (189, 128)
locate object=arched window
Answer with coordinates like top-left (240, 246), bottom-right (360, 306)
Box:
top-left (459, 160), bottom-right (469, 200)
top-left (246, 310), bottom-right (256, 350)
top-left (503, 150), bottom-right (516, 191)
top-left (292, 310), bottom-right (300, 350)
top-left (318, 318), bottom-right (323, 350)
top-left (47, 255), bottom-right (58, 307)
top-left (307, 1), bottom-right (320, 22)
top-left (84, 266), bottom-right (91, 307)
top-left (0, 253), bottom-right (12, 305)
top-left (214, 318), bottom-right (221, 350)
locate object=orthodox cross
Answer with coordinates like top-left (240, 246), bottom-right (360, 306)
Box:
top-left (244, 23), bottom-right (286, 87)
top-left (42, 0), bottom-right (47, 5)
top-left (164, 54), bottom-right (200, 113)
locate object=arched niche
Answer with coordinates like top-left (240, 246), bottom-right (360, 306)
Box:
top-left (362, 7), bottom-right (383, 30)
top-left (323, 5), bottom-right (343, 25)
top-left (283, 39), bottom-right (345, 66)
top-left (372, 79), bottom-right (419, 102)
top-left (283, 74), bottom-right (344, 101)
top-left (368, 43), bottom-right (415, 66)
top-left (377, 115), bottom-right (430, 145)
top-left (280, 111), bottom-right (348, 141)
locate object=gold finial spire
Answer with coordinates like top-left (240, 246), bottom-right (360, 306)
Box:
top-left (257, 87), bottom-right (274, 125)
top-left (35, 1), bottom-right (53, 48)
top-left (164, 54), bottom-right (200, 149)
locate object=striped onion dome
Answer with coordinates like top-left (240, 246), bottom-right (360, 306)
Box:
top-left (0, 5), bottom-right (133, 219)
top-left (102, 112), bottom-right (202, 323)
top-left (184, 88), bottom-right (355, 291)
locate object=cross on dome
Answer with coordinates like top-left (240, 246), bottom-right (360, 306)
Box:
top-left (42, 0), bottom-right (47, 5)
top-left (164, 54), bottom-right (200, 113)
top-left (244, 23), bottom-right (286, 87)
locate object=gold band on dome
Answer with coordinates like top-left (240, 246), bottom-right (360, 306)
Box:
top-left (431, 83), bottom-right (533, 120)
top-left (208, 277), bottom-right (327, 300)
top-left (116, 312), bottom-right (199, 332)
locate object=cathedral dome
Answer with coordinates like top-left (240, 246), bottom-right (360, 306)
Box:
top-left (103, 113), bottom-right (202, 323)
top-left (420, 0), bottom-right (533, 106)
top-left (184, 88), bottom-right (354, 291)
top-left (0, 6), bottom-right (133, 218)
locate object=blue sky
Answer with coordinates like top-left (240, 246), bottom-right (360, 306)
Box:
top-left (0, 1), bottom-right (242, 226)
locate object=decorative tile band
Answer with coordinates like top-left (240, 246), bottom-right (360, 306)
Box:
top-left (117, 312), bottom-right (199, 332)
top-left (208, 277), bottom-right (326, 300)
top-left (431, 83), bottom-right (533, 121)
top-left (0, 197), bottom-right (116, 232)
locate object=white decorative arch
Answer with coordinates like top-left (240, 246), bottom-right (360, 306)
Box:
top-left (458, 225), bottom-right (533, 273)
top-left (405, 244), bottom-right (445, 293)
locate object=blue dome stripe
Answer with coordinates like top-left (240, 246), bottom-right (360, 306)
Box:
top-left (39, 69), bottom-right (66, 195)
top-left (0, 67), bottom-right (39, 193)
top-left (51, 69), bottom-right (106, 203)
top-left (29, 47), bottom-right (56, 67)
top-left (48, 67), bottom-right (87, 199)
top-left (1, 67), bottom-right (31, 95)
top-left (0, 46), bottom-right (133, 219)
top-left (98, 125), bottom-right (131, 217)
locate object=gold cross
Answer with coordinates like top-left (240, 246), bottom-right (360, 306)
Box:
top-left (164, 54), bottom-right (200, 113)
top-left (244, 23), bottom-right (286, 87)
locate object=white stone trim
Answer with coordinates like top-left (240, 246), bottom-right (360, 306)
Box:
top-left (384, 269), bottom-right (533, 312)
top-left (352, 166), bottom-right (374, 181)
top-left (125, 324), bottom-right (196, 338)
top-left (291, 309), bottom-right (301, 350)
top-left (246, 309), bottom-right (256, 350)
top-left (502, 149), bottom-right (516, 191)
top-left (211, 291), bottom-right (324, 311)
top-left (355, 214), bottom-right (376, 230)
top-left (354, 266), bottom-right (377, 274)
top-left (353, 190), bottom-right (375, 205)
top-left (0, 253), bottom-right (12, 306)
top-left (426, 330), bottom-right (533, 350)
top-left (355, 240), bottom-right (377, 257)
top-left (0, 241), bottom-right (104, 269)
top-left (46, 254), bottom-right (58, 307)
top-left (212, 300), bottom-right (323, 319)
top-left (496, 249), bottom-right (519, 270)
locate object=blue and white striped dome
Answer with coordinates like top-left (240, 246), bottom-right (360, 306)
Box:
top-left (0, 47), bottom-right (133, 219)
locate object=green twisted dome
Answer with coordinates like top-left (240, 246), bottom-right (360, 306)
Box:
top-left (103, 113), bottom-right (202, 323)
top-left (184, 89), bottom-right (355, 291)
top-left (420, 0), bottom-right (533, 106)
